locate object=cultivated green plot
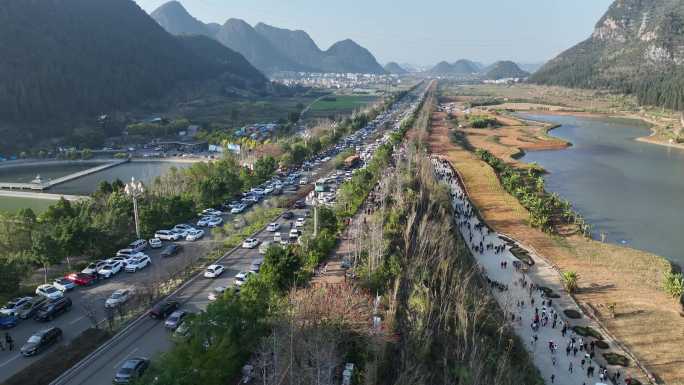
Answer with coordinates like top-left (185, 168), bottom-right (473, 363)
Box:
top-left (308, 94), bottom-right (379, 117)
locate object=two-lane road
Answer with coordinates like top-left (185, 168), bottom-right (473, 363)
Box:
top-left (49, 83), bottom-right (429, 385)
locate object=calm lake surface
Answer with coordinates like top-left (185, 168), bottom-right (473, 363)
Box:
top-left (520, 114), bottom-right (684, 264)
top-left (0, 162), bottom-right (102, 183)
top-left (50, 161), bottom-right (191, 195)
top-left (0, 161), bottom-right (191, 212)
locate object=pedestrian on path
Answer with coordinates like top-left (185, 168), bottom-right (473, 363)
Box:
top-left (5, 332), bottom-right (13, 351)
top-left (568, 362), bottom-right (573, 373)
top-left (550, 374), bottom-right (555, 383)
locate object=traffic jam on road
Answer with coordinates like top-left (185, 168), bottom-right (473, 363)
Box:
top-left (0, 85), bottom-right (428, 385)
top-left (0, 172), bottom-right (315, 361)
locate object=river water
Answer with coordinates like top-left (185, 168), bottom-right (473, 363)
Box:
top-left (520, 113), bottom-right (684, 264)
top-left (0, 161), bottom-right (191, 213)
top-left (50, 161), bottom-right (191, 195)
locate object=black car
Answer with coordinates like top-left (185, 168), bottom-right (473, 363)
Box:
top-left (16, 296), bottom-right (47, 319)
top-left (149, 300), bottom-right (179, 319)
top-left (21, 327), bottom-right (62, 357)
top-left (34, 297), bottom-right (72, 321)
top-left (113, 357), bottom-right (149, 384)
top-left (294, 200), bottom-right (306, 209)
top-left (282, 211), bottom-right (294, 220)
top-left (160, 243), bottom-right (181, 258)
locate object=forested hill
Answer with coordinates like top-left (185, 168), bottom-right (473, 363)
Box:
top-left (0, 0), bottom-right (266, 151)
top-left (151, 1), bottom-right (386, 74)
top-left (384, 62), bottom-right (408, 74)
top-left (530, 0), bottom-right (684, 110)
top-left (428, 59), bottom-right (480, 75)
top-left (484, 61), bottom-right (530, 79)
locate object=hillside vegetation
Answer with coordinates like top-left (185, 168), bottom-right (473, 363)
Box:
top-left (151, 1), bottom-right (386, 74)
top-left (531, 0), bottom-right (684, 110)
top-left (484, 61), bottom-right (530, 79)
top-left (0, 0), bottom-right (266, 153)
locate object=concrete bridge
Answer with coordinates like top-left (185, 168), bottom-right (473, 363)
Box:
top-left (0, 159), bottom-right (128, 191)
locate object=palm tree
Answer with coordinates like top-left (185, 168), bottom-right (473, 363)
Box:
top-left (562, 271), bottom-right (579, 294)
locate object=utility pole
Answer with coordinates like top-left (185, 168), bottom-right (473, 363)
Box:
top-left (124, 177), bottom-right (144, 240)
top-left (313, 204), bottom-right (319, 237)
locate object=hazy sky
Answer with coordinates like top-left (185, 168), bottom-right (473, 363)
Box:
top-left (135, 0), bottom-right (613, 66)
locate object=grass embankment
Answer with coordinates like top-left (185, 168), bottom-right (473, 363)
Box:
top-left (428, 97), bottom-right (684, 384)
top-left (375, 146), bottom-right (541, 385)
top-left (344, 83), bottom-right (543, 384)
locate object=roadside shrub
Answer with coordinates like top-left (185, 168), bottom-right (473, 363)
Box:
top-left (562, 271), bottom-right (579, 294)
top-left (603, 352), bottom-right (629, 367)
top-left (663, 270), bottom-right (684, 298)
top-left (563, 309), bottom-right (582, 319)
top-left (572, 326), bottom-right (604, 340)
top-left (469, 115), bottom-right (499, 128)
top-left (595, 340), bottom-right (609, 349)
top-left (113, 152), bottom-right (128, 159)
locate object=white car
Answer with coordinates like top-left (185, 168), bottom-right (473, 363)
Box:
top-left (231, 204), bottom-right (246, 214)
top-left (204, 265), bottom-right (225, 278)
top-left (105, 289), bottom-right (132, 308)
top-left (258, 241), bottom-right (272, 255)
top-left (242, 238), bottom-right (259, 249)
top-left (0, 297), bottom-right (32, 316)
top-left (199, 208), bottom-right (222, 217)
top-left (98, 261), bottom-right (123, 278)
top-left (36, 284), bottom-right (64, 300)
top-left (116, 249), bottom-right (137, 258)
top-left (289, 229), bottom-right (301, 239)
top-left (263, 186), bottom-right (274, 194)
top-left (127, 239), bottom-right (148, 252)
top-left (295, 218), bottom-right (305, 227)
top-left (207, 217), bottom-right (223, 227)
top-left (111, 253), bottom-right (143, 265)
top-left (125, 255), bottom-right (151, 272)
top-left (273, 232), bottom-right (282, 243)
top-left (149, 238), bottom-right (163, 248)
top-left (82, 260), bottom-right (107, 275)
top-left (154, 230), bottom-right (181, 241)
top-left (266, 222), bottom-right (280, 232)
top-left (234, 271), bottom-right (255, 286)
top-left (52, 278), bottom-right (76, 292)
top-left (173, 224), bottom-right (195, 236)
top-left (208, 286), bottom-right (227, 301)
top-left (186, 229), bottom-right (205, 241)
top-left (196, 216), bottom-right (214, 227)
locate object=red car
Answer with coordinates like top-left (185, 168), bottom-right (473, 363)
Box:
top-left (66, 272), bottom-right (98, 286)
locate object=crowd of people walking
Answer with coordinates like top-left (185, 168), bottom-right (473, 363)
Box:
top-left (431, 156), bottom-right (637, 385)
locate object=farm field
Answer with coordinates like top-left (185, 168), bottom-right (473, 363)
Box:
top-left (307, 94), bottom-right (379, 117)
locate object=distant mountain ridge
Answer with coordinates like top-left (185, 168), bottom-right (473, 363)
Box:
top-left (429, 59), bottom-right (480, 75)
top-left (0, 0), bottom-right (267, 153)
top-left (384, 62), bottom-right (408, 74)
top-left (151, 1), bottom-right (386, 74)
top-left (530, 0), bottom-right (684, 110)
top-left (483, 61), bottom-right (530, 79)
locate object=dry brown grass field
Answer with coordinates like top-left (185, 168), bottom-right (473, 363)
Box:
top-left (429, 91), bottom-right (684, 384)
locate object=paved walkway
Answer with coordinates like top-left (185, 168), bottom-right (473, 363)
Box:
top-left (432, 156), bottom-right (639, 385)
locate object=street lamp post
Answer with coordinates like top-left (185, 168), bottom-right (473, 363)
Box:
top-left (124, 177), bottom-right (145, 240)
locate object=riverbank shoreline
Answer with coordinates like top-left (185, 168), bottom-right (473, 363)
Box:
top-left (0, 190), bottom-right (87, 201)
top-left (512, 108), bottom-right (684, 152)
top-left (130, 157), bottom-right (206, 164)
top-left (429, 102), bottom-right (684, 384)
